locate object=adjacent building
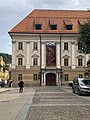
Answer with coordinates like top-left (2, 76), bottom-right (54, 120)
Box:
top-left (8, 9), bottom-right (90, 86)
top-left (0, 56), bottom-right (9, 81)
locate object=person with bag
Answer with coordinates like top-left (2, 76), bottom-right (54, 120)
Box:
top-left (18, 80), bottom-right (24, 93)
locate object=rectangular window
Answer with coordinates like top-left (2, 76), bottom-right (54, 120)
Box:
top-left (64, 58), bottom-right (68, 66)
top-left (65, 74), bottom-right (69, 81)
top-left (66, 25), bottom-right (73, 30)
top-left (18, 74), bottom-right (22, 81)
top-left (33, 42), bottom-right (38, 50)
top-left (33, 58), bottom-right (38, 66)
top-left (18, 58), bottom-right (23, 65)
top-left (33, 74), bottom-right (38, 81)
top-left (35, 24), bottom-right (41, 30)
top-left (78, 43), bottom-right (83, 51)
top-left (18, 42), bottom-right (23, 50)
top-left (78, 59), bottom-right (82, 66)
top-left (79, 74), bottom-right (83, 78)
top-left (50, 25), bottom-right (57, 30)
top-left (64, 42), bottom-right (68, 50)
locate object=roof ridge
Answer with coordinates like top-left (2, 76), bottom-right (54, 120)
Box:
top-left (33, 9), bottom-right (89, 12)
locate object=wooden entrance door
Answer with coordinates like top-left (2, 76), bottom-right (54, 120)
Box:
top-left (46, 73), bottom-right (56, 86)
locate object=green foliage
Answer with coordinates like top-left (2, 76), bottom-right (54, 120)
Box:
top-left (0, 53), bottom-right (12, 64)
top-left (78, 20), bottom-right (90, 54)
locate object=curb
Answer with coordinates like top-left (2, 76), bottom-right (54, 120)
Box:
top-left (0, 89), bottom-right (10, 93)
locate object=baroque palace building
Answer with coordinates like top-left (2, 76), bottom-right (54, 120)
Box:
top-left (9, 9), bottom-right (90, 86)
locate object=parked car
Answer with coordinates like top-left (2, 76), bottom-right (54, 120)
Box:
top-left (68, 80), bottom-right (73, 87)
top-left (72, 77), bottom-right (90, 95)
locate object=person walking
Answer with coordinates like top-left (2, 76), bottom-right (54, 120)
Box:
top-left (18, 80), bottom-right (24, 93)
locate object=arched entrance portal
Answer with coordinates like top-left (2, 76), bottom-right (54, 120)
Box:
top-left (46, 73), bottom-right (56, 86)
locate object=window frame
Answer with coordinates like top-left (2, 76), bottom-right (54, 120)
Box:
top-left (64, 58), bottom-right (68, 66)
top-left (18, 42), bottom-right (23, 50)
top-left (78, 58), bottom-right (83, 66)
top-left (18, 74), bottom-right (22, 81)
top-left (65, 74), bottom-right (69, 81)
top-left (35, 24), bottom-right (42, 30)
top-left (66, 25), bottom-right (73, 30)
top-left (33, 74), bottom-right (38, 81)
top-left (33, 42), bottom-right (38, 50)
top-left (50, 25), bottom-right (57, 30)
top-left (79, 74), bottom-right (83, 78)
top-left (18, 57), bottom-right (23, 66)
top-left (64, 42), bottom-right (68, 50)
top-left (33, 57), bottom-right (38, 66)
top-left (78, 43), bottom-right (83, 51)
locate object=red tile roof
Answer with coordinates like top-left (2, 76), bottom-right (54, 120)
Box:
top-left (9, 9), bottom-right (90, 34)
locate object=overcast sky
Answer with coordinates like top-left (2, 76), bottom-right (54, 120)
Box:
top-left (0, 0), bottom-right (90, 54)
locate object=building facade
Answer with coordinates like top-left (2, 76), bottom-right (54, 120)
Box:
top-left (9, 10), bottom-right (90, 86)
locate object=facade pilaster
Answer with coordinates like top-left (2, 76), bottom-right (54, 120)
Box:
top-left (26, 42), bottom-right (30, 69)
top-left (41, 71), bottom-right (46, 86)
top-left (56, 72), bottom-right (61, 86)
top-left (71, 42), bottom-right (76, 69)
top-left (12, 41), bottom-right (16, 68)
top-left (43, 71), bottom-right (46, 86)
top-left (41, 42), bottom-right (45, 68)
top-left (41, 71), bottom-right (44, 86)
top-left (56, 43), bottom-right (60, 68)
top-left (56, 72), bottom-right (59, 85)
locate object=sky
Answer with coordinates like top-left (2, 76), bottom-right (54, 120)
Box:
top-left (0, 0), bottom-right (90, 55)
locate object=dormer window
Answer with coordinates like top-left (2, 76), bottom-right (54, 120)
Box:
top-left (64, 19), bottom-right (73, 30)
top-left (66, 25), bottom-right (73, 30)
top-left (51, 25), bottom-right (57, 30)
top-left (49, 19), bottom-right (57, 30)
top-left (35, 24), bottom-right (42, 30)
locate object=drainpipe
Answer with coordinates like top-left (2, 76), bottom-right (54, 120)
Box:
top-left (39, 34), bottom-right (42, 86)
top-left (60, 33), bottom-right (62, 86)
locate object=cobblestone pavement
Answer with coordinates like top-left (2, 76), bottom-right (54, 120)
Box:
top-left (25, 86), bottom-right (90, 120)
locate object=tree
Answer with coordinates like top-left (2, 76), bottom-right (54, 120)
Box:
top-left (77, 20), bottom-right (90, 54)
top-left (0, 53), bottom-right (12, 64)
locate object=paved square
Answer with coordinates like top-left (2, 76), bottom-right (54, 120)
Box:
top-left (26, 87), bottom-right (90, 120)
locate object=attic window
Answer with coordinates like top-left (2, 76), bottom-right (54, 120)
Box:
top-left (50, 25), bottom-right (57, 30)
top-left (66, 25), bottom-right (73, 30)
top-left (64, 19), bottom-right (73, 30)
top-left (35, 24), bottom-right (42, 30)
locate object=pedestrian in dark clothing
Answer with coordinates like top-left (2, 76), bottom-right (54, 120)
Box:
top-left (18, 80), bottom-right (24, 93)
top-left (1, 80), bottom-right (5, 88)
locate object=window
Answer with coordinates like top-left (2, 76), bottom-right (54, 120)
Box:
top-left (18, 42), bottom-right (23, 50)
top-left (78, 58), bottom-right (83, 66)
top-left (78, 43), bottom-right (83, 51)
top-left (18, 74), bottom-right (22, 81)
top-left (33, 74), bottom-right (38, 81)
top-left (65, 74), bottom-right (69, 81)
top-left (35, 24), bottom-right (41, 30)
top-left (33, 58), bottom-right (38, 66)
top-left (33, 42), bottom-right (38, 50)
top-left (66, 25), bottom-right (73, 30)
top-left (50, 25), bottom-right (57, 30)
top-left (64, 42), bottom-right (68, 50)
top-left (64, 58), bottom-right (68, 66)
top-left (18, 58), bottom-right (23, 65)
top-left (79, 74), bottom-right (83, 78)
